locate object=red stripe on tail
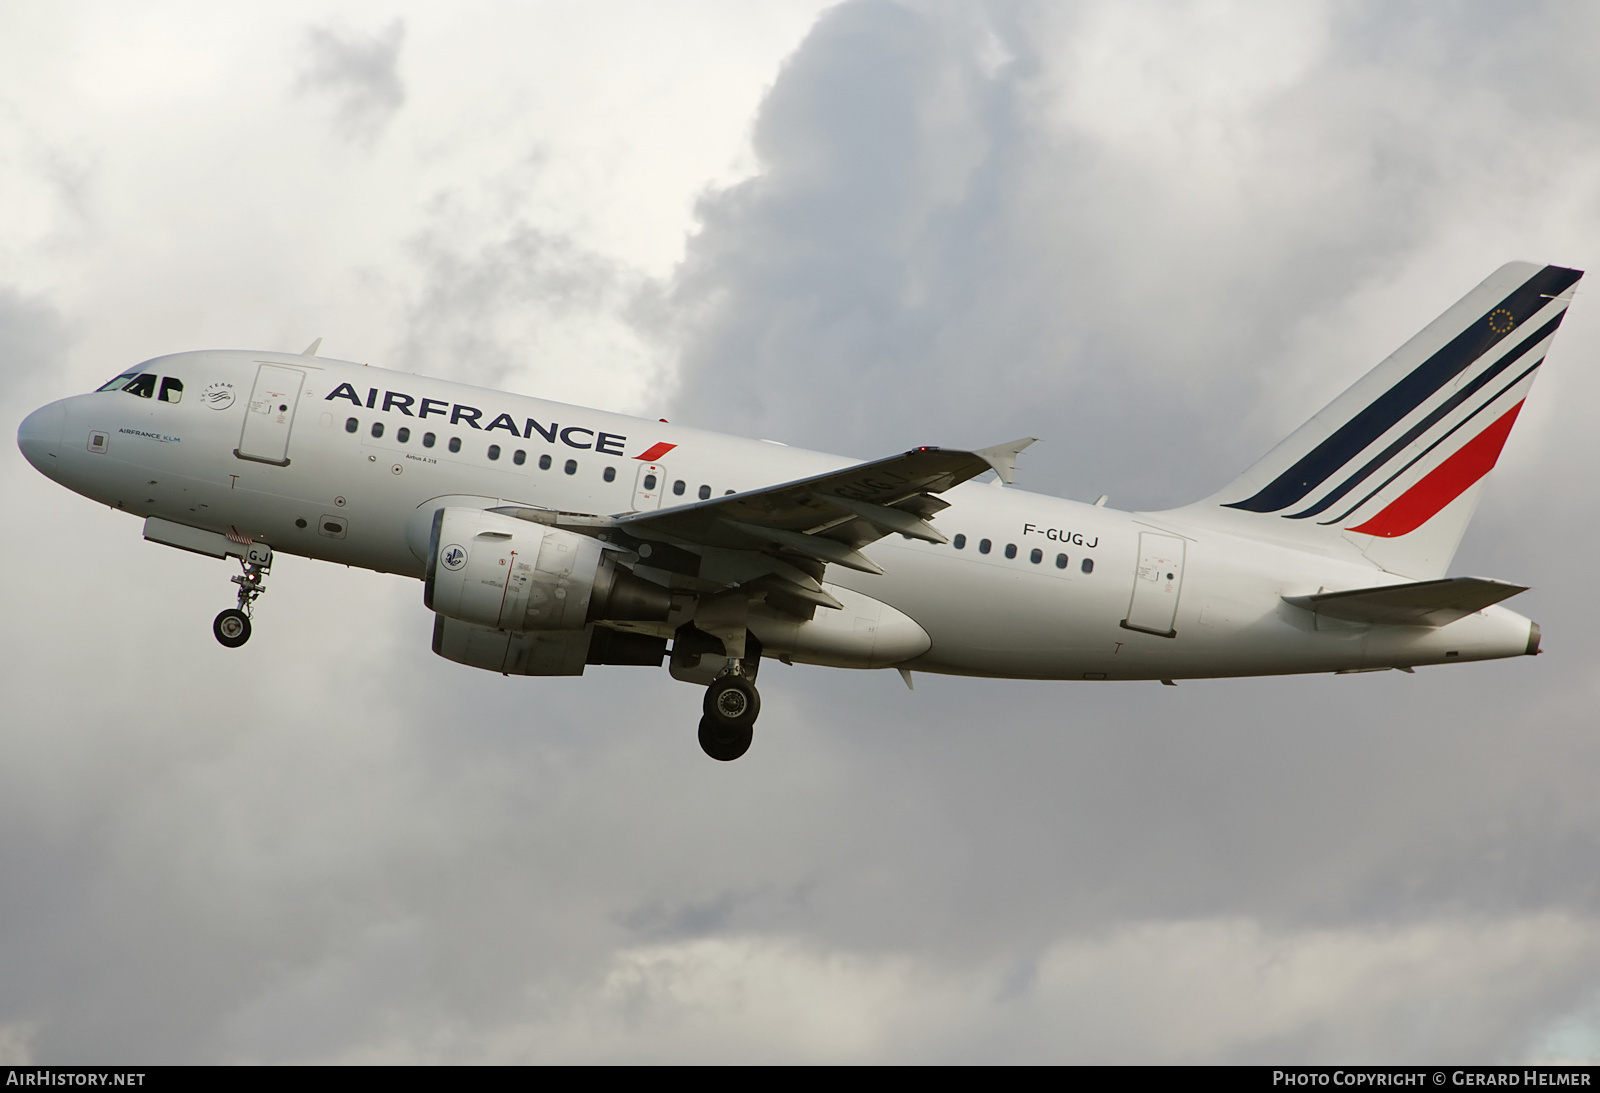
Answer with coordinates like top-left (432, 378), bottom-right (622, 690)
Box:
top-left (1347, 401), bottom-right (1525, 538)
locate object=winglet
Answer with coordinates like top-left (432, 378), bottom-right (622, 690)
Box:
top-left (973, 438), bottom-right (1037, 485)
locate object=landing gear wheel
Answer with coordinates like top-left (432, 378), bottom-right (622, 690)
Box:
top-left (698, 716), bottom-right (753, 762)
top-left (704, 674), bottom-right (760, 730)
top-left (213, 608), bottom-right (251, 648)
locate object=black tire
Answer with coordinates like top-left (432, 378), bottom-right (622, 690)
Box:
top-left (698, 716), bottom-right (752, 762)
top-left (213, 609), bottom-right (251, 648)
top-left (703, 675), bottom-right (760, 729)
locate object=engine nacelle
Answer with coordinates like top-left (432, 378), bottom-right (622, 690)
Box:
top-left (424, 507), bottom-right (670, 631)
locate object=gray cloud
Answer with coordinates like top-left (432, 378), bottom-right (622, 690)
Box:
top-left (295, 20), bottom-right (406, 147)
top-left (644, 0), bottom-right (1600, 1059)
top-left (397, 209), bottom-right (655, 403)
top-left (667, 0), bottom-right (1600, 506)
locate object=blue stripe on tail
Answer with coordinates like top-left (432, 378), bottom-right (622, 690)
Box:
top-left (1224, 264), bottom-right (1581, 514)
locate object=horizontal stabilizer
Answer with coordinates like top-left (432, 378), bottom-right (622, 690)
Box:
top-left (1283, 576), bottom-right (1528, 627)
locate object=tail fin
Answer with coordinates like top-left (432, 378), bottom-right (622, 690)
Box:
top-left (1174, 262), bottom-right (1582, 578)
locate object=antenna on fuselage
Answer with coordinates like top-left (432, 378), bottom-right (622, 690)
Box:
top-left (300, 338), bottom-right (323, 357)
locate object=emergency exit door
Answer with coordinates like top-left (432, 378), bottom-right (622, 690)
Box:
top-left (235, 363), bottom-right (306, 466)
top-left (1122, 532), bottom-right (1186, 637)
top-left (632, 462), bottom-right (666, 511)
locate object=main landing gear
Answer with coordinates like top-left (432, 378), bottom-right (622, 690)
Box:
top-left (213, 543), bottom-right (272, 648)
top-left (698, 671), bottom-right (760, 762)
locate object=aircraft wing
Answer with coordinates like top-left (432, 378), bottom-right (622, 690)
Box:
top-left (614, 439), bottom-right (1036, 577)
top-left (1283, 576), bottom-right (1528, 627)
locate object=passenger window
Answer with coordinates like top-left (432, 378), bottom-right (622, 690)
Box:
top-left (603, 466), bottom-right (616, 482)
top-left (397, 427), bottom-right (410, 443)
top-left (122, 374), bottom-right (157, 398)
top-left (1004, 543), bottom-right (1017, 559)
top-left (698, 484), bottom-right (711, 500)
top-left (513, 450), bottom-right (526, 465)
top-left (1030, 548), bottom-right (1042, 564)
top-left (1081, 558), bottom-right (1094, 574)
top-left (643, 473), bottom-right (657, 490)
top-left (158, 377), bottom-right (183, 404)
top-left (979, 539), bottom-right (991, 554)
top-left (448, 437), bottom-right (461, 453)
top-left (539, 454), bottom-right (552, 470)
top-left (423, 432), bottom-right (436, 448)
top-left (345, 417), bottom-right (359, 433)
top-left (673, 480), bottom-right (686, 496)
top-left (370, 422), bottom-right (384, 438)
top-left (953, 534), bottom-right (966, 549)
top-left (1055, 553), bottom-right (1068, 569)
top-left (564, 459), bottom-right (577, 475)
top-left (488, 444), bottom-right (501, 461)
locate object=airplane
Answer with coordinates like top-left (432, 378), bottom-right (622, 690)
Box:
top-left (15, 261), bottom-right (1581, 760)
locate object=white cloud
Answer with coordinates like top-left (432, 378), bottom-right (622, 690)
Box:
top-left (230, 915), bottom-right (1600, 1062)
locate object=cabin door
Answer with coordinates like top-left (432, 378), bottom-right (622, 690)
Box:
top-left (235, 363), bottom-right (306, 466)
top-left (1122, 532), bottom-right (1186, 637)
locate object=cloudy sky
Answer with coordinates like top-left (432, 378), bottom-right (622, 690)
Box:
top-left (4, 0), bottom-right (1600, 1064)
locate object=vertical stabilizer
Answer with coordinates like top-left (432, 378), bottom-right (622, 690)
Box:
top-left (1170, 262), bottom-right (1582, 578)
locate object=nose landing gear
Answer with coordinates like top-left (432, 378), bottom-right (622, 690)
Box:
top-left (698, 669), bottom-right (760, 761)
top-left (213, 543), bottom-right (272, 648)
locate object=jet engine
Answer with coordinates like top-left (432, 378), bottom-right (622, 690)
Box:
top-left (424, 507), bottom-right (671, 631)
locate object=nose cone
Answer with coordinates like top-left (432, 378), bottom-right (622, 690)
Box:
top-left (17, 400), bottom-right (66, 476)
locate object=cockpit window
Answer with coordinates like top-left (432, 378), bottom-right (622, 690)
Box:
top-left (97, 373), bottom-right (140, 393)
top-left (121, 374), bottom-right (157, 399)
top-left (158, 377), bottom-right (183, 404)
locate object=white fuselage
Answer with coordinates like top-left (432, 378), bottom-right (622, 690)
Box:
top-left (19, 350), bottom-right (1538, 681)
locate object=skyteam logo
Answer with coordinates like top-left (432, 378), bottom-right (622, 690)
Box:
top-left (440, 544), bottom-right (468, 571)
